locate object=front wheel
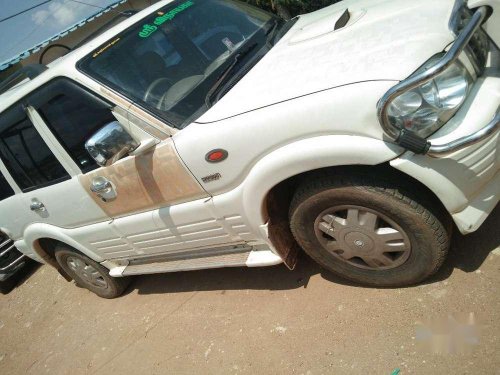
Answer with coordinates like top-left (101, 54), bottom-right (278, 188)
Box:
top-left (289, 174), bottom-right (451, 287)
top-left (55, 245), bottom-right (130, 298)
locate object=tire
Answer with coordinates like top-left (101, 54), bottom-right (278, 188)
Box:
top-left (54, 245), bottom-right (130, 298)
top-left (289, 173), bottom-right (451, 287)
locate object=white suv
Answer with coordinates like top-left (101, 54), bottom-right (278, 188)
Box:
top-left (0, 0), bottom-right (498, 298)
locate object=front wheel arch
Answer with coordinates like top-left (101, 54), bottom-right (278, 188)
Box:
top-left (263, 164), bottom-right (452, 269)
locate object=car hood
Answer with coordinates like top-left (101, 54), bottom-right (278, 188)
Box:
top-left (196, 0), bottom-right (457, 123)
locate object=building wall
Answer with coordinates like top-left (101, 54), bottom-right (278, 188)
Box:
top-left (18, 0), bottom-right (160, 68)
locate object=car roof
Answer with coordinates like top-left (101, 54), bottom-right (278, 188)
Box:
top-left (0, 0), bottom-right (174, 113)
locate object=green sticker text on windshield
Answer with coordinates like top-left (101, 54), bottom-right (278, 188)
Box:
top-left (139, 0), bottom-right (194, 38)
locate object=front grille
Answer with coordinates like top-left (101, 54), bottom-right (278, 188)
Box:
top-left (450, 2), bottom-right (489, 75)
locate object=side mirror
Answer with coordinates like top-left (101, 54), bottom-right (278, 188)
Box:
top-left (85, 121), bottom-right (139, 167)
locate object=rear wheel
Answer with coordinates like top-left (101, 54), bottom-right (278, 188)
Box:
top-left (289, 174), bottom-right (451, 287)
top-left (55, 245), bottom-right (130, 298)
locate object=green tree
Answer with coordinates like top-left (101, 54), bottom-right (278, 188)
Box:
top-left (246, 0), bottom-right (341, 18)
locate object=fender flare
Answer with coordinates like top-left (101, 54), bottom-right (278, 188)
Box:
top-left (235, 135), bottom-right (404, 234)
top-left (21, 222), bottom-right (106, 262)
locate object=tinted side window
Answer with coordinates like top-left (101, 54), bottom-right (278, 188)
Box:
top-left (35, 82), bottom-right (115, 172)
top-left (0, 171), bottom-right (14, 201)
top-left (0, 105), bottom-right (69, 191)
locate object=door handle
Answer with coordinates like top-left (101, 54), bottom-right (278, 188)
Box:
top-left (30, 199), bottom-right (45, 211)
top-left (90, 176), bottom-right (117, 202)
top-left (90, 177), bottom-right (112, 193)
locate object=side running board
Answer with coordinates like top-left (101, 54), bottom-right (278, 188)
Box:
top-left (110, 245), bottom-right (283, 277)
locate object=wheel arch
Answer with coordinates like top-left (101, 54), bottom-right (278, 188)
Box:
top-left (240, 135), bottom-right (404, 227)
top-left (231, 135), bottom-right (403, 268)
top-left (263, 163), bottom-right (451, 221)
top-left (21, 223), bottom-right (105, 274)
top-left (26, 237), bottom-right (75, 281)
top-left (260, 163), bottom-right (452, 268)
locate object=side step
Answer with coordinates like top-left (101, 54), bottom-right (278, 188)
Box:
top-left (113, 246), bottom-right (283, 277)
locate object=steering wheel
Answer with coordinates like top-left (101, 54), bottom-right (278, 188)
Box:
top-left (143, 78), bottom-right (172, 107)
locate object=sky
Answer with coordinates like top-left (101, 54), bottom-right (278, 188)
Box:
top-left (0, 0), bottom-right (124, 68)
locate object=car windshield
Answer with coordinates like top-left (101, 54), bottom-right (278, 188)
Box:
top-left (79, 0), bottom-right (275, 128)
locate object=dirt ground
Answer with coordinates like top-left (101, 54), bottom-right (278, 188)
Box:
top-left (0, 208), bottom-right (499, 375)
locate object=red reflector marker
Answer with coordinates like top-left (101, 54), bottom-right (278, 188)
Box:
top-left (205, 149), bottom-right (228, 163)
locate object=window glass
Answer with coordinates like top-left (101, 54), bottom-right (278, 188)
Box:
top-left (80, 0), bottom-right (274, 128)
top-left (37, 89), bottom-right (115, 172)
top-left (0, 106), bottom-right (69, 191)
top-left (0, 171), bottom-right (14, 201)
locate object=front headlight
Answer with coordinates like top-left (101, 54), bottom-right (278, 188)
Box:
top-left (387, 55), bottom-right (473, 137)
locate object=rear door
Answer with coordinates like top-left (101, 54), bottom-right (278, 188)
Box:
top-left (0, 164), bottom-right (23, 237)
top-left (0, 168), bottom-right (26, 274)
top-left (0, 101), bottom-right (109, 238)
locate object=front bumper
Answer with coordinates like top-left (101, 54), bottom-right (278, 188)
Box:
top-left (380, 3), bottom-right (499, 233)
top-left (390, 72), bottom-right (499, 233)
top-left (427, 109), bottom-right (499, 157)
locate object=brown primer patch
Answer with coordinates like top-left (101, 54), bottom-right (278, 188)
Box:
top-left (79, 139), bottom-right (207, 218)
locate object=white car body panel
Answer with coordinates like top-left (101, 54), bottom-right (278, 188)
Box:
top-left (0, 106), bottom-right (108, 239)
top-left (451, 172), bottom-right (499, 232)
top-left (16, 177), bottom-right (109, 236)
top-left (245, 250), bottom-right (283, 267)
top-left (18, 196), bottom-right (253, 262)
top-left (0, 0), bottom-right (497, 276)
top-left (391, 72), bottom-right (500, 233)
top-left (209, 135), bottom-right (403, 236)
top-left (175, 80), bottom-right (402, 194)
top-left (196, 0), bottom-right (456, 123)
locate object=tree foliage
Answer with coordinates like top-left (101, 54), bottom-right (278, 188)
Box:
top-left (245, 0), bottom-right (341, 18)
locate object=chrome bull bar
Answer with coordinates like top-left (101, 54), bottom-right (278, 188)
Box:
top-left (427, 109), bottom-right (499, 157)
top-left (376, 6), bottom-right (496, 157)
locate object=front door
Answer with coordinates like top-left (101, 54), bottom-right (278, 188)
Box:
top-left (19, 78), bottom-right (226, 259)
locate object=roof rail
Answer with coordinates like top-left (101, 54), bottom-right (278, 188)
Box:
top-left (0, 64), bottom-right (47, 95)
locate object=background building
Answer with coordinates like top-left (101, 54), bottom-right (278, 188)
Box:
top-left (0, 0), bottom-right (158, 80)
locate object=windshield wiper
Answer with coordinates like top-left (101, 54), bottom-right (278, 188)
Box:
top-left (265, 19), bottom-right (282, 46)
top-left (265, 19), bottom-right (279, 37)
top-left (205, 42), bottom-right (258, 107)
